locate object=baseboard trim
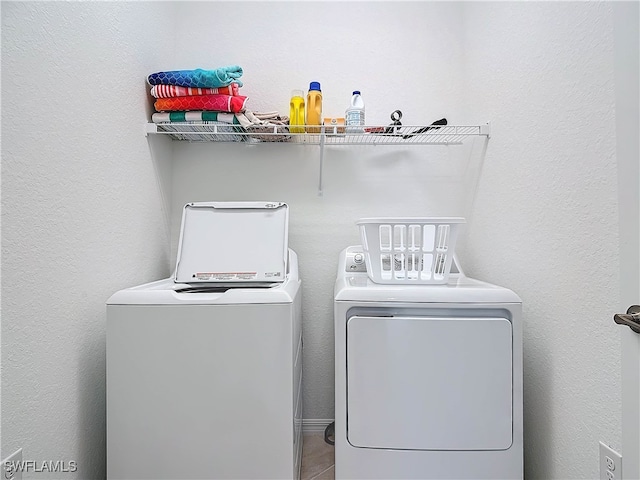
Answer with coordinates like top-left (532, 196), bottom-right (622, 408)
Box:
top-left (302, 418), bottom-right (334, 433)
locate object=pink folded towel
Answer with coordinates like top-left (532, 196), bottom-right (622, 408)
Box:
top-left (154, 95), bottom-right (248, 113)
top-left (150, 83), bottom-right (240, 98)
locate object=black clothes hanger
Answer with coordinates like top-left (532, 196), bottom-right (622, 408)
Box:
top-left (402, 117), bottom-right (447, 139)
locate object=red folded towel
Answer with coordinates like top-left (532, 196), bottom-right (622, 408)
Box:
top-left (154, 95), bottom-right (248, 113)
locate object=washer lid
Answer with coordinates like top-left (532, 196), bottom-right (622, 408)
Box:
top-left (174, 202), bottom-right (289, 284)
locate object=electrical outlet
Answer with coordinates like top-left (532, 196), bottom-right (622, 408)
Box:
top-left (600, 441), bottom-right (622, 480)
top-left (1, 449), bottom-right (23, 480)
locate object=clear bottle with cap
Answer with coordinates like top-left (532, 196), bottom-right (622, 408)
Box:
top-left (289, 89), bottom-right (305, 133)
top-left (306, 81), bottom-right (322, 133)
top-left (345, 90), bottom-right (365, 133)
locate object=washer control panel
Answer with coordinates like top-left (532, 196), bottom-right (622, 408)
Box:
top-left (345, 249), bottom-right (367, 273)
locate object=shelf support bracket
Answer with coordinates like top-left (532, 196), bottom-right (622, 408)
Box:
top-left (318, 132), bottom-right (326, 196)
top-left (145, 122), bottom-right (158, 137)
top-left (480, 121), bottom-right (491, 138)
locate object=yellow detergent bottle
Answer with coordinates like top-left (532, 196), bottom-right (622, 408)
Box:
top-left (306, 81), bottom-right (322, 133)
top-left (289, 90), bottom-right (305, 134)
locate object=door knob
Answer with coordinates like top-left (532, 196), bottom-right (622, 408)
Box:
top-left (613, 305), bottom-right (640, 334)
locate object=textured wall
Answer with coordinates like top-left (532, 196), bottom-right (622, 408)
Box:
top-left (167, 1), bottom-right (470, 422)
top-left (1, 3), bottom-right (175, 478)
top-left (459, 3), bottom-right (621, 479)
top-left (1, 2), bottom-right (624, 480)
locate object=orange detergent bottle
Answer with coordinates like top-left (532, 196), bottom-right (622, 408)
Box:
top-left (289, 90), bottom-right (305, 133)
top-left (306, 81), bottom-right (322, 133)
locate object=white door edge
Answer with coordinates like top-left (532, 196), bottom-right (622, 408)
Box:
top-left (614, 2), bottom-right (640, 478)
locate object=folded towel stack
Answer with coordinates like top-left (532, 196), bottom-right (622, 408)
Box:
top-left (148, 66), bottom-right (290, 142)
top-left (148, 66), bottom-right (247, 113)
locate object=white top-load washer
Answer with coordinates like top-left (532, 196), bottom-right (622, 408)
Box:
top-left (334, 245), bottom-right (523, 480)
top-left (107, 202), bottom-right (303, 480)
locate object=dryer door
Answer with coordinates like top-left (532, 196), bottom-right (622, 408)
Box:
top-left (346, 315), bottom-right (512, 451)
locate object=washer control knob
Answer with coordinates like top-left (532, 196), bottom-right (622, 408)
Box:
top-left (353, 253), bottom-right (364, 264)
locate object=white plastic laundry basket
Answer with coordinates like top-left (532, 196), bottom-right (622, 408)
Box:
top-left (357, 217), bottom-right (465, 284)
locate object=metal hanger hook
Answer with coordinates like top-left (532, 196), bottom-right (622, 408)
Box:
top-left (390, 110), bottom-right (403, 123)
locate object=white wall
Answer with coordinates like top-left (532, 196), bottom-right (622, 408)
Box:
top-left (460, 3), bottom-right (621, 479)
top-left (1, 2), bottom-right (626, 480)
top-left (1, 3), bottom-right (175, 478)
top-left (166, 0), bottom-right (470, 422)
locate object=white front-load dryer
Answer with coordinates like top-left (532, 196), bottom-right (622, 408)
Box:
top-left (334, 246), bottom-right (523, 480)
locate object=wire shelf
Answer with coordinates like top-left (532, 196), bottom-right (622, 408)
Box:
top-left (145, 122), bottom-right (490, 145)
top-left (144, 121), bottom-right (491, 196)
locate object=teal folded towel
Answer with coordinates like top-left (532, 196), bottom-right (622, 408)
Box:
top-left (147, 66), bottom-right (244, 88)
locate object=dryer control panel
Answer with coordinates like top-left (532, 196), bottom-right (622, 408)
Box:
top-left (345, 249), bottom-right (367, 273)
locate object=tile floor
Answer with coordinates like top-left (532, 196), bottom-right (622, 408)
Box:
top-left (301, 433), bottom-right (335, 480)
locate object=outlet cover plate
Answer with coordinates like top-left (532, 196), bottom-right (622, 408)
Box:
top-left (600, 441), bottom-right (623, 480)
